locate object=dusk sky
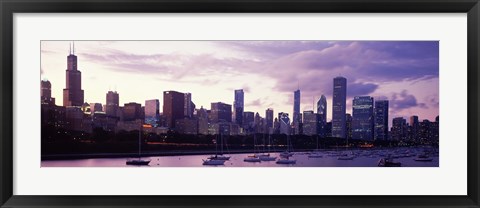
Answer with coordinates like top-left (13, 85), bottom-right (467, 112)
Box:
top-left (41, 41), bottom-right (439, 124)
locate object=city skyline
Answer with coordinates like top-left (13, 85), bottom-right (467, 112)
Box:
top-left (41, 41), bottom-right (439, 123)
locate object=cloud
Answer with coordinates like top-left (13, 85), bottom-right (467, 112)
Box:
top-left (347, 82), bottom-right (379, 97)
top-left (390, 90), bottom-right (427, 110)
top-left (246, 98), bottom-right (265, 108)
top-left (74, 40), bottom-right (438, 116)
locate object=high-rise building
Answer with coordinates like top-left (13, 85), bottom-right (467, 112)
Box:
top-left (374, 100), bottom-right (389, 140)
top-left (346, 113), bottom-right (352, 140)
top-left (302, 110), bottom-right (320, 136)
top-left (197, 107), bottom-right (209, 135)
top-left (352, 96), bottom-right (374, 140)
top-left (145, 99), bottom-right (160, 126)
top-left (243, 111), bottom-right (255, 133)
top-left (273, 117), bottom-right (280, 134)
top-left (184, 93), bottom-right (195, 118)
top-left (65, 106), bottom-right (84, 131)
top-left (265, 108), bottom-right (274, 133)
top-left (234, 89), bottom-right (244, 126)
top-left (317, 95), bottom-right (327, 137)
top-left (41, 80), bottom-right (52, 100)
top-left (41, 80), bottom-right (55, 105)
top-left (89, 103), bottom-right (103, 114)
top-left (163, 91), bottom-right (185, 128)
top-left (293, 89), bottom-right (301, 134)
top-left (432, 116), bottom-right (439, 142)
top-left (175, 118), bottom-right (198, 135)
top-left (391, 117), bottom-right (407, 141)
top-left (409, 115), bottom-right (419, 141)
top-left (123, 102), bottom-right (142, 121)
top-left (211, 102), bottom-right (232, 123)
top-left (105, 91), bottom-right (119, 117)
top-left (332, 76), bottom-right (347, 138)
top-left (278, 112), bottom-right (291, 135)
top-left (63, 43), bottom-right (84, 107)
top-left (419, 119), bottom-right (433, 143)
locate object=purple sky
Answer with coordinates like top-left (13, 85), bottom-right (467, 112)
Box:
top-left (41, 41), bottom-right (439, 125)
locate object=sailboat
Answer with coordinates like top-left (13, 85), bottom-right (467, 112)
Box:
top-left (126, 125), bottom-right (151, 166)
top-left (258, 133), bottom-right (277, 161)
top-left (244, 134), bottom-right (261, 163)
top-left (279, 134), bottom-right (294, 158)
top-left (308, 135), bottom-right (323, 158)
top-left (338, 136), bottom-right (354, 160)
top-left (276, 134), bottom-right (296, 164)
top-left (203, 134), bottom-right (227, 165)
top-left (208, 133), bottom-right (230, 160)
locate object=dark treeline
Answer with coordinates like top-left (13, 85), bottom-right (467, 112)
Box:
top-left (42, 126), bottom-right (438, 156)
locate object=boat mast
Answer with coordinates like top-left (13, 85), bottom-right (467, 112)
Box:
top-left (220, 133), bottom-right (223, 155)
top-left (138, 124), bottom-right (141, 158)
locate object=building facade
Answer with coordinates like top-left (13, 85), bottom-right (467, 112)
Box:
top-left (302, 110), bottom-right (320, 136)
top-left (234, 89), bottom-right (244, 126)
top-left (105, 91), bottom-right (119, 117)
top-left (145, 99), bottom-right (160, 127)
top-left (163, 91), bottom-right (185, 128)
top-left (352, 96), bottom-right (374, 140)
top-left (265, 108), bottom-right (274, 134)
top-left (63, 45), bottom-right (84, 107)
top-left (374, 100), bottom-right (389, 140)
top-left (391, 117), bottom-right (407, 141)
top-left (210, 102), bottom-right (232, 123)
top-left (278, 112), bottom-right (291, 135)
top-left (292, 89), bottom-right (301, 135)
top-left (317, 95), bottom-right (327, 137)
top-left (332, 76), bottom-right (347, 138)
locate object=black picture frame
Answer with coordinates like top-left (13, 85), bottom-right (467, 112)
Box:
top-left (1, 0), bottom-right (479, 207)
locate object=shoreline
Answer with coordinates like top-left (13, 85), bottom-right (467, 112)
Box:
top-left (40, 146), bottom-right (434, 161)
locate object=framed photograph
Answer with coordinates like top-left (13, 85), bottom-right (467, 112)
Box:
top-left (1, 0), bottom-right (479, 207)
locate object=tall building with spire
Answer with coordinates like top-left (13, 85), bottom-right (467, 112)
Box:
top-left (63, 42), bottom-right (84, 107)
top-left (332, 76), bottom-right (347, 138)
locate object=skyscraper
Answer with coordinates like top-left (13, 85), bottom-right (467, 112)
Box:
top-left (409, 115), bottom-right (419, 141)
top-left (63, 43), bottom-right (84, 107)
top-left (302, 110), bottom-right (320, 136)
top-left (243, 111), bottom-right (255, 132)
top-left (89, 103), bottom-right (103, 114)
top-left (293, 89), bottom-right (301, 134)
top-left (234, 89), bottom-right (244, 126)
top-left (352, 96), bottom-right (374, 140)
top-left (197, 107), bottom-right (209, 135)
top-left (123, 102), bottom-right (142, 121)
top-left (163, 91), bottom-right (185, 128)
top-left (211, 102), bottom-right (232, 123)
top-left (105, 91), bottom-right (119, 117)
top-left (41, 80), bottom-right (55, 105)
top-left (317, 95), bottom-right (327, 137)
top-left (374, 100), bottom-right (389, 140)
top-left (265, 108), bottom-right (274, 133)
top-left (145, 99), bottom-right (160, 126)
top-left (346, 113), bottom-right (352, 140)
top-left (278, 112), bottom-right (291, 135)
top-left (41, 80), bottom-right (52, 100)
top-left (392, 117), bottom-right (407, 141)
top-left (184, 93), bottom-right (195, 118)
top-left (332, 76), bottom-right (347, 138)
